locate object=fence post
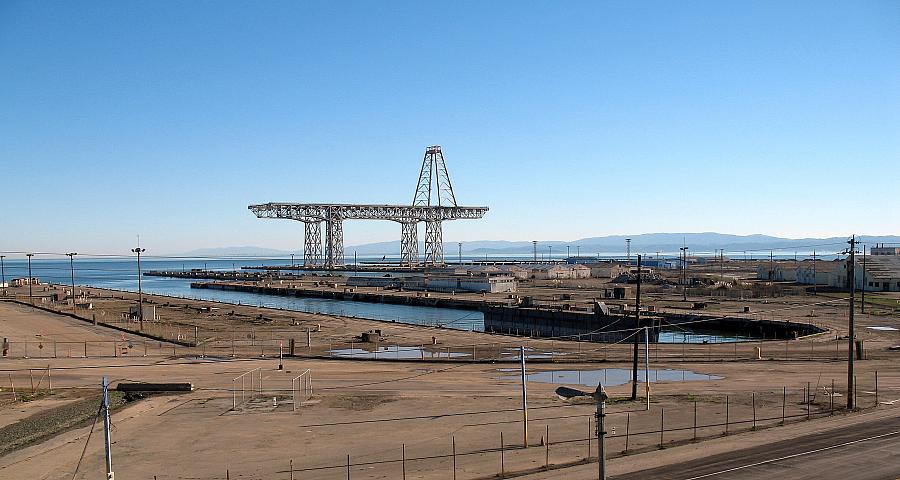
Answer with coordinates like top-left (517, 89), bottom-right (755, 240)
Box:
top-left (30, 369), bottom-right (34, 393)
top-left (693, 401), bottom-right (697, 441)
top-left (875, 371), bottom-right (879, 407)
top-left (545, 424), bottom-right (550, 468)
top-left (402, 444), bottom-right (406, 480)
top-left (347, 454), bottom-right (351, 480)
top-left (588, 416), bottom-right (592, 458)
top-left (290, 459), bottom-right (293, 480)
top-left (806, 386), bottom-right (811, 420)
top-left (47, 366), bottom-right (51, 393)
top-left (725, 395), bottom-right (729, 435)
top-left (831, 379), bottom-right (835, 414)
top-left (752, 392), bottom-right (757, 429)
top-left (624, 413), bottom-right (629, 453)
top-left (659, 408), bottom-right (665, 447)
top-left (84, 341), bottom-right (87, 358)
top-left (782, 387), bottom-right (786, 424)
top-left (452, 436), bottom-right (457, 480)
top-left (500, 432), bottom-right (505, 477)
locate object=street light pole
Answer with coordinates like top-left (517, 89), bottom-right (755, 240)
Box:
top-left (102, 376), bottom-right (114, 479)
top-left (631, 255), bottom-right (641, 400)
top-left (26, 253), bottom-right (34, 305)
top-left (132, 247), bottom-right (146, 331)
top-left (67, 253), bottom-right (77, 314)
top-left (680, 247), bottom-right (689, 302)
top-left (520, 346), bottom-right (528, 445)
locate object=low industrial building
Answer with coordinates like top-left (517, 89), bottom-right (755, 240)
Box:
top-left (10, 277), bottom-right (40, 287)
top-left (128, 305), bottom-right (159, 321)
top-left (756, 262), bottom-right (799, 281)
top-left (529, 264), bottom-right (590, 279)
top-left (588, 261), bottom-right (626, 279)
top-left (828, 256), bottom-right (900, 292)
top-left (426, 275), bottom-right (517, 293)
top-left (795, 260), bottom-right (841, 285)
top-left (347, 276), bottom-right (403, 289)
top-left (871, 244), bottom-right (900, 256)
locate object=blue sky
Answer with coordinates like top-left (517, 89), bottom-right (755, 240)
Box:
top-left (1, 1), bottom-right (898, 255)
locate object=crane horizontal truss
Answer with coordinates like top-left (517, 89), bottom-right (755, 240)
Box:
top-left (248, 203), bottom-right (488, 222)
top-left (247, 203), bottom-right (488, 268)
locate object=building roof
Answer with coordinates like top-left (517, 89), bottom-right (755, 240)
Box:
top-left (862, 256), bottom-right (900, 279)
top-left (796, 259), bottom-right (842, 273)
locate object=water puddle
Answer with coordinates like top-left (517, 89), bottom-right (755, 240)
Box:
top-left (329, 345), bottom-right (470, 359)
top-left (502, 368), bottom-right (721, 387)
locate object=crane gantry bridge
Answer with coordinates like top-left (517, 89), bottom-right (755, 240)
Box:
top-left (249, 146), bottom-right (488, 269)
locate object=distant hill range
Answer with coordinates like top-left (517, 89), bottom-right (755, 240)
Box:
top-left (179, 246), bottom-right (293, 257)
top-left (182, 233), bottom-right (899, 257)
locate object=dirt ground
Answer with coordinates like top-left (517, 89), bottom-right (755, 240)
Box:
top-left (1, 287), bottom-right (899, 480)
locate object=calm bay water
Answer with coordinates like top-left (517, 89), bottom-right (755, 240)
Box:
top-left (1, 257), bottom-right (484, 331)
top-left (1, 257), bottom-right (766, 341)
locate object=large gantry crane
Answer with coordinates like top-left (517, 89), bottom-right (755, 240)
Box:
top-left (249, 146), bottom-right (488, 269)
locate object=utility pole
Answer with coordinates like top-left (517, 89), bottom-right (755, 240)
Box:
top-left (26, 253), bottom-right (34, 305)
top-left (595, 388), bottom-right (608, 480)
top-left (598, 400), bottom-right (606, 480)
top-left (577, 245), bottom-right (581, 258)
top-left (861, 244), bottom-right (866, 314)
top-left (769, 250), bottom-right (774, 280)
top-left (847, 236), bottom-right (857, 410)
top-left (132, 247), bottom-right (146, 331)
top-left (644, 326), bottom-right (650, 410)
top-left (679, 247), bottom-right (689, 302)
top-left (291, 253), bottom-right (294, 266)
top-left (631, 255), bottom-right (641, 400)
top-left (548, 245), bottom-right (553, 262)
top-left (458, 242), bottom-right (462, 265)
top-left (566, 245), bottom-right (570, 259)
top-left (102, 376), bottom-right (114, 479)
top-left (626, 238), bottom-right (631, 264)
top-left (718, 249), bottom-right (724, 282)
top-left (532, 241), bottom-right (537, 262)
top-left (67, 253), bottom-right (77, 314)
top-left (813, 250), bottom-right (817, 296)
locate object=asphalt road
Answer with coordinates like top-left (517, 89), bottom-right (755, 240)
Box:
top-left (614, 414), bottom-right (900, 480)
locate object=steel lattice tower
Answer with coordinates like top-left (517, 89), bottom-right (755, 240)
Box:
top-left (408, 145), bottom-right (456, 266)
